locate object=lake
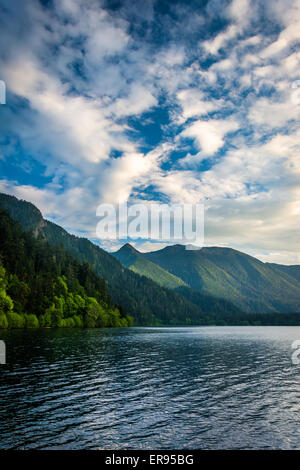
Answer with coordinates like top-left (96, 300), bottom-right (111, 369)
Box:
top-left (0, 326), bottom-right (300, 449)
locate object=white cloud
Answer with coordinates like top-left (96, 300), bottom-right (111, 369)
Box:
top-left (261, 23), bottom-right (300, 59)
top-left (253, 251), bottom-right (300, 265)
top-left (98, 152), bottom-right (155, 204)
top-left (134, 241), bottom-right (172, 253)
top-left (181, 119), bottom-right (239, 155)
top-left (176, 89), bottom-right (221, 123)
top-left (111, 83), bottom-right (157, 117)
top-left (203, 24), bottom-right (239, 55)
top-left (1, 0), bottom-right (300, 265)
top-left (262, 0), bottom-right (300, 58)
top-left (202, 0), bottom-right (253, 55)
top-left (228, 0), bottom-right (252, 25)
top-left (0, 178), bottom-right (99, 234)
top-left (3, 55), bottom-right (136, 167)
top-left (248, 96), bottom-right (300, 128)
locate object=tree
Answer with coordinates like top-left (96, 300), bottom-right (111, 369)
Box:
top-left (0, 264), bottom-right (14, 316)
top-left (0, 314), bottom-right (8, 329)
top-left (25, 314), bottom-right (39, 328)
top-left (7, 311), bottom-right (25, 328)
top-left (0, 210), bottom-right (133, 329)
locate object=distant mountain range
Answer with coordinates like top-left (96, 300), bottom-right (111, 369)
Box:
top-left (1, 192), bottom-right (300, 326)
top-left (0, 192), bottom-right (244, 325)
top-left (114, 241), bottom-right (300, 314)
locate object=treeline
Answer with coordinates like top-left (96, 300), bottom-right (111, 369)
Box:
top-left (0, 209), bottom-right (133, 329)
top-left (1, 193), bottom-right (300, 327)
top-left (176, 311), bottom-right (300, 326)
top-left (0, 193), bottom-right (210, 325)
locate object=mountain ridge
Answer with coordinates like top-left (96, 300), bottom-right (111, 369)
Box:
top-left (114, 242), bottom-right (300, 313)
top-left (1, 192), bottom-right (300, 319)
top-left (0, 192), bottom-right (245, 325)
top-left (114, 243), bottom-right (187, 289)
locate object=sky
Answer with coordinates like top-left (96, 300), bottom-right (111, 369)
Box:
top-left (0, 0), bottom-right (300, 264)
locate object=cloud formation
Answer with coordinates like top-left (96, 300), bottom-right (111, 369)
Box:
top-left (0, 0), bottom-right (300, 263)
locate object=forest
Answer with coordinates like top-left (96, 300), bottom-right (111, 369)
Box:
top-left (0, 209), bottom-right (133, 329)
top-left (0, 192), bottom-right (244, 326)
top-left (1, 193), bottom-right (300, 327)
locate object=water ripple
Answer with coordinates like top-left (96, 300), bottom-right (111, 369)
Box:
top-left (1, 326), bottom-right (300, 449)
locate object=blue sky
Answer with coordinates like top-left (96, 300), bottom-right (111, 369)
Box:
top-left (0, 0), bottom-right (300, 263)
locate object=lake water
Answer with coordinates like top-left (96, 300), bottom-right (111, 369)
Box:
top-left (0, 326), bottom-right (300, 449)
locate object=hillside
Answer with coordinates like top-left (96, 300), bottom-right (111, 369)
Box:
top-left (267, 263), bottom-right (300, 283)
top-left (140, 245), bottom-right (300, 313)
top-left (2, 192), bottom-right (300, 321)
top-left (113, 243), bottom-right (247, 318)
top-left (0, 193), bottom-right (242, 325)
top-left (0, 209), bottom-right (132, 328)
top-left (114, 243), bottom-right (187, 289)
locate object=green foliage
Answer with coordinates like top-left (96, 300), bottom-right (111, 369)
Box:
top-left (115, 243), bottom-right (187, 289)
top-left (7, 311), bottom-right (25, 328)
top-left (0, 192), bottom-right (241, 326)
top-left (126, 315), bottom-right (134, 327)
top-left (0, 264), bottom-right (14, 315)
top-left (24, 314), bottom-right (39, 328)
top-left (0, 193), bottom-right (43, 232)
top-left (1, 192), bottom-right (300, 327)
top-left (85, 297), bottom-right (103, 328)
top-left (39, 309), bottom-right (53, 327)
top-left (0, 314), bottom-right (8, 329)
top-left (142, 245), bottom-right (300, 314)
top-left (114, 244), bottom-right (245, 318)
top-left (73, 315), bottom-right (84, 327)
top-left (0, 209), bottom-right (131, 329)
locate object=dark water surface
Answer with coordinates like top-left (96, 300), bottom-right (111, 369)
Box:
top-left (1, 326), bottom-right (300, 449)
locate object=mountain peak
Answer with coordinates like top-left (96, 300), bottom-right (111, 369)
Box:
top-left (119, 243), bottom-right (140, 254)
top-left (0, 192), bottom-right (44, 233)
top-left (159, 244), bottom-right (187, 253)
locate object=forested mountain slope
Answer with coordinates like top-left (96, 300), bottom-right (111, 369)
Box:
top-left (114, 243), bottom-right (187, 289)
top-left (0, 209), bottom-right (132, 328)
top-left (0, 193), bottom-right (242, 325)
top-left (140, 245), bottom-right (300, 313)
top-left (2, 192), bottom-right (299, 321)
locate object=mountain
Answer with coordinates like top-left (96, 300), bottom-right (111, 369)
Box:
top-left (0, 192), bottom-right (243, 325)
top-left (114, 243), bottom-right (187, 289)
top-left (113, 243), bottom-right (247, 318)
top-left (0, 209), bottom-right (132, 329)
top-left (267, 263), bottom-right (300, 283)
top-left (2, 192), bottom-right (299, 323)
top-left (137, 244), bottom-right (300, 313)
